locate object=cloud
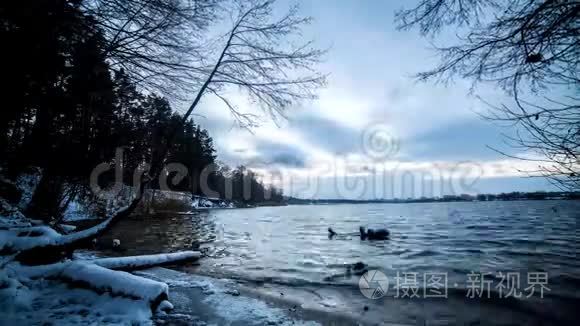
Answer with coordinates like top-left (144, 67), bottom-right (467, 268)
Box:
top-left (181, 1), bottom-right (561, 197)
top-left (269, 153), bottom-right (307, 168)
top-left (403, 119), bottom-right (516, 161)
top-left (252, 140), bottom-right (309, 168)
top-left (287, 112), bottom-right (362, 156)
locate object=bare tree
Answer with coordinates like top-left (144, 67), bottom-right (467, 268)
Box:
top-left (81, 0), bottom-right (220, 96)
top-left (482, 96), bottom-right (579, 191)
top-left (15, 0), bottom-right (326, 264)
top-left (191, 0), bottom-right (327, 125)
top-left (152, 0), bottom-right (327, 173)
top-left (396, 0), bottom-right (579, 190)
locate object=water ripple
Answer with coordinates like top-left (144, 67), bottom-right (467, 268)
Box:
top-left (101, 200), bottom-right (580, 324)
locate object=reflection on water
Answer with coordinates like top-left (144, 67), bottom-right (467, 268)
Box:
top-left (100, 200), bottom-right (580, 324)
top-left (99, 211), bottom-right (220, 255)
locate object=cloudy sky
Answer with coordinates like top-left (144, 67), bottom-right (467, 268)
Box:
top-left (189, 0), bottom-right (556, 199)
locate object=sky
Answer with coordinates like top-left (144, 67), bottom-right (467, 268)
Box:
top-left (189, 0), bottom-right (557, 199)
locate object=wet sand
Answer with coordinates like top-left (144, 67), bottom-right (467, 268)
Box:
top-left (138, 266), bottom-right (561, 326)
top-left (137, 267), bottom-right (356, 326)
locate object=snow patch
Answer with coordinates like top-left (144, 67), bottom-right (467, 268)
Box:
top-left (0, 275), bottom-right (153, 325)
top-left (59, 224), bottom-right (77, 233)
top-left (1, 260), bottom-right (154, 325)
top-left (191, 195), bottom-right (235, 210)
top-left (62, 200), bottom-right (98, 222)
top-left (157, 300), bottom-right (174, 312)
top-left (0, 198), bottom-right (31, 228)
top-left (61, 262), bottom-right (168, 302)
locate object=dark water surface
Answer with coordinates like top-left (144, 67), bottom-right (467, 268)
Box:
top-left (101, 200), bottom-right (580, 325)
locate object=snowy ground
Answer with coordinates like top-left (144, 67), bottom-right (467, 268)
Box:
top-left (1, 249), bottom-right (158, 325)
top-left (63, 192), bottom-right (235, 222)
top-left (0, 168), bottom-right (321, 325)
top-left (0, 273), bottom-right (154, 325)
top-left (0, 173), bottom-right (158, 325)
top-left (0, 257), bottom-right (325, 326)
top-left (0, 169), bottom-right (318, 326)
top-left (191, 196), bottom-right (235, 210)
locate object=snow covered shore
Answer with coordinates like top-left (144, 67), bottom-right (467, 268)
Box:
top-left (191, 195), bottom-right (235, 210)
top-left (0, 170), bottom-right (319, 325)
top-left (0, 171), bottom-right (185, 324)
top-left (0, 234), bottom-right (200, 325)
top-left (62, 191), bottom-right (236, 222)
top-left (137, 267), bottom-right (323, 326)
top-left (1, 250), bottom-right (325, 325)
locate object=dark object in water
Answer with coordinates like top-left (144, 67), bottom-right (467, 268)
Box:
top-left (347, 261), bottom-right (368, 276)
top-left (359, 226), bottom-right (389, 240)
top-left (352, 261), bottom-right (366, 271)
top-left (363, 305), bottom-right (369, 311)
top-left (328, 227), bottom-right (337, 239)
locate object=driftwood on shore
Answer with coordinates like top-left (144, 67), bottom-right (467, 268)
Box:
top-left (11, 251), bottom-right (201, 312)
top-left (1, 171), bottom-right (200, 314)
top-left (59, 262), bottom-right (170, 311)
top-left (91, 251), bottom-right (201, 270)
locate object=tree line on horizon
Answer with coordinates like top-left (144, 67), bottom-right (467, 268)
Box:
top-left (0, 0), bottom-right (284, 222)
top-left (286, 191), bottom-right (579, 205)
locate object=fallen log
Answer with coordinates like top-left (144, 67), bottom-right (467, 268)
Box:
top-left (13, 202), bottom-right (139, 264)
top-left (91, 251), bottom-right (201, 270)
top-left (15, 251), bottom-right (202, 280)
top-left (59, 261), bottom-right (170, 311)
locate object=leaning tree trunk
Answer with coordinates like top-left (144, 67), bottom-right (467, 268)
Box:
top-left (14, 23), bottom-right (229, 265)
top-left (15, 182), bottom-right (146, 264)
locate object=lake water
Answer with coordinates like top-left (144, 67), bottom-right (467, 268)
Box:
top-left (101, 200), bottom-right (580, 325)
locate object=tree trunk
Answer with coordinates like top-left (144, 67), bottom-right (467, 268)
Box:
top-left (15, 189), bottom-right (143, 264)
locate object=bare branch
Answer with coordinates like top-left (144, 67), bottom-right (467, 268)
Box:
top-left (397, 0), bottom-right (579, 190)
top-left (81, 0), bottom-right (220, 96)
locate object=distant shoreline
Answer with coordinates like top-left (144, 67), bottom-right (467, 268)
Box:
top-left (286, 193), bottom-right (579, 206)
